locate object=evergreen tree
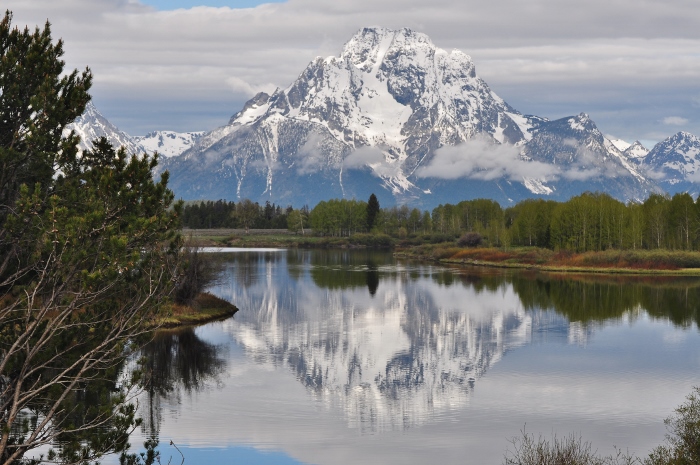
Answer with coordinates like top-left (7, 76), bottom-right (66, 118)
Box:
top-left (367, 193), bottom-right (380, 231)
top-left (0, 12), bottom-right (180, 464)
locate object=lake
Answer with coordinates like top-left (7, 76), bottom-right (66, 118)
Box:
top-left (130, 249), bottom-right (700, 465)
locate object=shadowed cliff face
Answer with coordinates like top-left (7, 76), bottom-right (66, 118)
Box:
top-left (205, 250), bottom-right (700, 433)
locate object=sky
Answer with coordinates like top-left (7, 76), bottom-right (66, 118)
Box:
top-left (6, 0), bottom-right (700, 147)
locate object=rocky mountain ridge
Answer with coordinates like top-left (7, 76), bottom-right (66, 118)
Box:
top-left (642, 131), bottom-right (700, 196)
top-left (65, 102), bottom-right (203, 159)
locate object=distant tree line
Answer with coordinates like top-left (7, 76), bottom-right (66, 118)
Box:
top-left (181, 199), bottom-right (307, 230)
top-left (426, 192), bottom-right (700, 252)
top-left (183, 191), bottom-right (700, 252)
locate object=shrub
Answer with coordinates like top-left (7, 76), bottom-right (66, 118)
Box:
top-left (350, 233), bottom-right (394, 248)
top-left (504, 429), bottom-right (640, 465)
top-left (458, 232), bottom-right (482, 248)
top-left (426, 233), bottom-right (456, 244)
top-left (646, 386), bottom-right (700, 465)
top-left (431, 247), bottom-right (460, 260)
top-left (174, 247), bottom-right (223, 306)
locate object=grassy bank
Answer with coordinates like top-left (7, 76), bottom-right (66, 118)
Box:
top-left (396, 245), bottom-right (700, 275)
top-left (184, 229), bottom-right (395, 249)
top-left (155, 292), bottom-right (238, 328)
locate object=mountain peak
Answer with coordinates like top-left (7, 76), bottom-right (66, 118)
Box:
top-left (161, 27), bottom-right (658, 207)
top-left (674, 131), bottom-right (698, 141)
top-left (66, 102), bottom-right (143, 155)
top-left (340, 27), bottom-right (474, 76)
top-left (642, 130), bottom-right (700, 193)
top-left (623, 140), bottom-right (649, 161)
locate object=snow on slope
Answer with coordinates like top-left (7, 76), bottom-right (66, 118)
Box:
top-left (623, 141), bottom-right (649, 161)
top-left (135, 130), bottom-right (205, 158)
top-left (65, 102), bottom-right (143, 154)
top-left (609, 138), bottom-right (631, 152)
top-left (644, 132), bottom-right (700, 187)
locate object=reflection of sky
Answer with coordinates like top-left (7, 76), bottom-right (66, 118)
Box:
top-left (126, 252), bottom-right (700, 465)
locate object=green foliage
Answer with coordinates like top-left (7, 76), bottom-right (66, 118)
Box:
top-left (349, 233), bottom-right (394, 248)
top-left (504, 385), bottom-right (700, 465)
top-left (0, 11), bottom-right (91, 222)
top-left (310, 198), bottom-right (367, 236)
top-left (287, 208), bottom-right (308, 234)
top-left (646, 387), bottom-right (700, 465)
top-left (181, 199), bottom-right (291, 229)
top-left (507, 199), bottom-right (558, 247)
top-left (120, 439), bottom-right (160, 465)
top-left (186, 185), bottom-right (697, 253)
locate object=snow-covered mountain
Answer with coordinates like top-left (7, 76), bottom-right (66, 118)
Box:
top-left (66, 103), bottom-right (203, 160)
top-left (135, 130), bottom-right (205, 158)
top-left (642, 131), bottom-right (700, 195)
top-left (518, 113), bottom-right (652, 201)
top-left (623, 141), bottom-right (650, 161)
top-left (160, 27), bottom-right (657, 207)
top-left (65, 102), bottom-right (144, 154)
top-left (610, 139), bottom-right (650, 162)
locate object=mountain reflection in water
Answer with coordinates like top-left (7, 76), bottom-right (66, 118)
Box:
top-left (204, 250), bottom-right (700, 434)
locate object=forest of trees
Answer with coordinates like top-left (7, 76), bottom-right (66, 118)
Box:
top-left (181, 199), bottom-right (304, 230)
top-left (184, 191), bottom-right (700, 252)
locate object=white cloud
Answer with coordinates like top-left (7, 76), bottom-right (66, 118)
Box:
top-left (224, 76), bottom-right (275, 97)
top-left (5, 0), bottom-right (700, 139)
top-left (662, 116), bottom-right (689, 126)
top-left (415, 136), bottom-right (558, 181)
top-left (295, 132), bottom-right (329, 174)
top-left (343, 147), bottom-right (402, 178)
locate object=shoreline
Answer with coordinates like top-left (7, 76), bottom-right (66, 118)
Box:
top-left (394, 247), bottom-right (700, 276)
top-left (429, 256), bottom-right (700, 276)
top-left (182, 229), bottom-right (700, 276)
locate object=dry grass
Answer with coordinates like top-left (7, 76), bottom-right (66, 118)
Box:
top-left (404, 246), bottom-right (700, 275)
top-left (156, 292), bottom-right (238, 328)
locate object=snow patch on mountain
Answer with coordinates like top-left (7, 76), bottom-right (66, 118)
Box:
top-left (623, 141), bottom-right (649, 161)
top-left (135, 130), bottom-right (205, 158)
top-left (523, 178), bottom-right (553, 195)
top-left (603, 137), bottom-right (647, 183)
top-left (609, 138), bottom-right (631, 152)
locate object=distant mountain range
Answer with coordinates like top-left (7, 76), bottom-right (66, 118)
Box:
top-left (66, 102), bottom-right (203, 159)
top-left (67, 28), bottom-right (700, 208)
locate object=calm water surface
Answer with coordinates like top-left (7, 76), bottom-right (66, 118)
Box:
top-left (132, 249), bottom-right (700, 465)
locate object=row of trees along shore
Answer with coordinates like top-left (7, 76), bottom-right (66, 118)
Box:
top-left (183, 191), bottom-right (700, 252)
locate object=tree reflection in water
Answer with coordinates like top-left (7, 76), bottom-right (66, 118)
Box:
top-left (366, 259), bottom-right (379, 296)
top-left (139, 328), bottom-right (227, 438)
